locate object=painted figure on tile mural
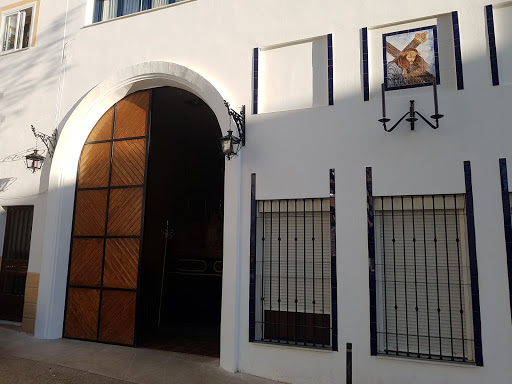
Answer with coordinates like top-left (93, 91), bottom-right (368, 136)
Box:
top-left (386, 31), bottom-right (437, 88)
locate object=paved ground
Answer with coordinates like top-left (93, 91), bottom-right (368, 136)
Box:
top-left (0, 328), bottom-right (281, 384)
top-left (0, 355), bottom-right (131, 384)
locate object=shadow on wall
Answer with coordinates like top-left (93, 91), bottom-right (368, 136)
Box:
top-left (0, 178), bottom-right (17, 193)
top-left (0, 5), bottom-right (81, 136)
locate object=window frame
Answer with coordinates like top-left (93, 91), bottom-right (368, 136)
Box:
top-left (373, 196), bottom-right (475, 362)
top-left (0, 1), bottom-right (37, 54)
top-left (91, 0), bottom-right (188, 24)
top-left (366, 164), bottom-right (483, 366)
top-left (248, 170), bottom-right (339, 352)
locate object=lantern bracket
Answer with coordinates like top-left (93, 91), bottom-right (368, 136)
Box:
top-left (31, 125), bottom-right (58, 157)
top-left (224, 101), bottom-right (245, 146)
top-left (379, 100), bottom-right (443, 132)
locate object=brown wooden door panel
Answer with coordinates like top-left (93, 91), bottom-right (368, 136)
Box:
top-left (77, 143), bottom-right (112, 189)
top-left (107, 188), bottom-right (144, 236)
top-left (64, 288), bottom-right (100, 340)
top-left (68, 239), bottom-right (104, 287)
top-left (110, 139), bottom-right (146, 187)
top-left (103, 239), bottom-right (139, 289)
top-left (86, 107), bottom-right (114, 143)
top-left (73, 190), bottom-right (108, 236)
top-left (65, 90), bottom-right (150, 346)
top-left (114, 92), bottom-right (149, 139)
top-left (99, 290), bottom-right (137, 345)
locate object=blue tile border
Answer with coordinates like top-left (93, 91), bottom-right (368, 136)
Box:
top-left (362, 28), bottom-right (370, 101)
top-left (452, 12), bottom-right (464, 90)
top-left (328, 34), bottom-right (334, 105)
top-left (366, 167), bottom-right (377, 356)
top-left (249, 173), bottom-right (257, 342)
top-left (253, 48), bottom-right (259, 114)
top-left (330, 168), bottom-right (338, 351)
top-left (382, 25), bottom-right (440, 92)
top-left (499, 159), bottom-right (512, 322)
top-left (463, 161), bottom-right (483, 366)
top-left (486, 5), bottom-right (500, 86)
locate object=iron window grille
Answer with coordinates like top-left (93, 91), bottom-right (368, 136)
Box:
top-left (373, 194), bottom-right (475, 363)
top-left (253, 198), bottom-right (333, 348)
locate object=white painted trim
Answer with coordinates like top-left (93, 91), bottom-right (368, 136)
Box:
top-left (34, 61), bottom-right (240, 373)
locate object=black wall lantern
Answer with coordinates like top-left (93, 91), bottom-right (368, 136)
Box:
top-left (25, 125), bottom-right (58, 173)
top-left (378, 81), bottom-right (444, 132)
top-left (25, 149), bottom-right (46, 173)
top-left (220, 101), bottom-right (245, 160)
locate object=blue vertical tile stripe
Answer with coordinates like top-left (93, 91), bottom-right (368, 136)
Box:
top-left (486, 5), bottom-right (500, 86)
top-left (452, 12), bottom-right (464, 90)
top-left (362, 28), bottom-right (370, 101)
top-left (328, 34), bottom-right (334, 105)
top-left (249, 173), bottom-right (257, 342)
top-left (463, 161), bottom-right (483, 366)
top-left (366, 167), bottom-right (377, 356)
top-left (499, 159), bottom-right (512, 321)
top-left (253, 48), bottom-right (259, 115)
top-left (330, 168), bottom-right (338, 351)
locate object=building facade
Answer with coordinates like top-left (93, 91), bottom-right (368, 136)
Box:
top-left (1, 0), bottom-right (512, 383)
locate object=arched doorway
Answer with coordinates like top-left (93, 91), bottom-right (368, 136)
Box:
top-left (62, 87), bottom-right (224, 356)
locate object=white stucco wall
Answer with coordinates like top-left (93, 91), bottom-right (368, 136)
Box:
top-left (494, 3), bottom-right (512, 84)
top-left (2, 0), bottom-right (512, 383)
top-left (0, 0), bottom-right (69, 274)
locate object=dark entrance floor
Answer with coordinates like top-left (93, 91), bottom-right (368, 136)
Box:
top-left (141, 324), bottom-right (220, 357)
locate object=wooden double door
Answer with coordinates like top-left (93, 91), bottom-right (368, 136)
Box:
top-left (63, 91), bottom-right (150, 345)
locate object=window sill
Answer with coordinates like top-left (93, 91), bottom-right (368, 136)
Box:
top-left (375, 353), bottom-right (477, 367)
top-left (251, 340), bottom-right (334, 353)
top-left (0, 47), bottom-right (30, 57)
top-left (82, 0), bottom-right (197, 29)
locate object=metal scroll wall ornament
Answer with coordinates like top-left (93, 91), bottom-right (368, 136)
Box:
top-left (25, 125), bottom-right (58, 173)
top-left (378, 81), bottom-right (444, 132)
top-left (219, 101), bottom-right (245, 160)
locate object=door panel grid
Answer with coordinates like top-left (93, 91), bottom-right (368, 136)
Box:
top-left (64, 91), bottom-right (150, 346)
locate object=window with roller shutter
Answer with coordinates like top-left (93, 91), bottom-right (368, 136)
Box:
top-left (374, 194), bottom-right (475, 363)
top-left (253, 198), bottom-right (333, 348)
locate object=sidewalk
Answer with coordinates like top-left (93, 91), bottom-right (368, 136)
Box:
top-left (0, 328), bottom-right (280, 384)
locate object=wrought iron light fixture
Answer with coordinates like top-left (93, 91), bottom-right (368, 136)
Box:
top-left (25, 149), bottom-right (46, 173)
top-left (25, 125), bottom-right (58, 172)
top-left (378, 81), bottom-right (444, 132)
top-left (219, 101), bottom-right (245, 160)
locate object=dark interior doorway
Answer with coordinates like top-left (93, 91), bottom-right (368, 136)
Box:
top-left (138, 87), bottom-right (224, 357)
top-left (0, 206), bottom-right (34, 323)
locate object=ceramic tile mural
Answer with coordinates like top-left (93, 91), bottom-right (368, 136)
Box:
top-left (383, 26), bottom-right (440, 90)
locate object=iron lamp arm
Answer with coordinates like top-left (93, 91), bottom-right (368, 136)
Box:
top-left (379, 112), bottom-right (410, 133)
top-left (415, 111), bottom-right (443, 130)
top-left (224, 101), bottom-right (245, 146)
top-left (31, 125), bottom-right (58, 157)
